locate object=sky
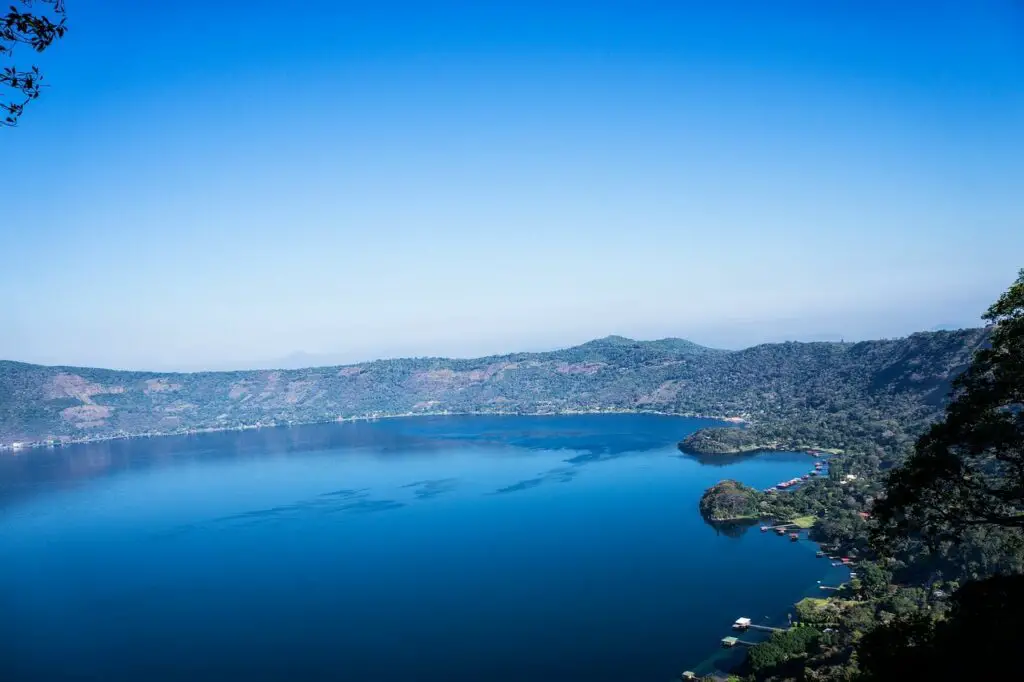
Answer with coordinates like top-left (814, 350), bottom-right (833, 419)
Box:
top-left (2, 1), bottom-right (1022, 370)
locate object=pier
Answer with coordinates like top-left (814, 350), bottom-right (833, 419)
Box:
top-left (683, 616), bottom-right (788, 676)
top-left (720, 636), bottom-right (756, 648)
top-left (734, 617), bottom-right (785, 633)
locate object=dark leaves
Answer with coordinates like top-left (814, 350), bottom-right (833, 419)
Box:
top-left (874, 269), bottom-right (1024, 550)
top-left (2, 0), bottom-right (66, 126)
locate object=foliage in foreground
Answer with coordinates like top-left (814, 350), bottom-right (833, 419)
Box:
top-left (717, 271), bottom-right (1024, 682)
top-left (2, 0), bottom-right (67, 126)
top-left (874, 269), bottom-right (1024, 545)
top-left (855, 270), bottom-right (1024, 681)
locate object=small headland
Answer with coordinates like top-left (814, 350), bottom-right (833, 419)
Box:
top-left (699, 480), bottom-right (761, 522)
top-left (679, 425), bottom-right (844, 458)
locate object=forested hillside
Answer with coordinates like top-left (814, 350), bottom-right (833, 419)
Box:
top-left (0, 329), bottom-right (988, 447)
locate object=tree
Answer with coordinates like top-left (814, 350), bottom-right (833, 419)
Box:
top-left (874, 270), bottom-right (1024, 549)
top-left (861, 270), bottom-right (1024, 680)
top-left (855, 561), bottom-right (893, 600)
top-left (859, 574), bottom-right (1024, 681)
top-left (2, 0), bottom-right (67, 126)
top-left (747, 627), bottom-right (822, 679)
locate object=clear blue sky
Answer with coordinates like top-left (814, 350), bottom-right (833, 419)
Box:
top-left (3, 1), bottom-right (1022, 370)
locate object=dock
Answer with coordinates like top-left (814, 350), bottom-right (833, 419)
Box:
top-left (734, 617), bottom-right (785, 633)
top-left (721, 636), bottom-right (755, 647)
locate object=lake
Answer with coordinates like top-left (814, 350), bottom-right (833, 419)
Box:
top-left (0, 414), bottom-right (845, 681)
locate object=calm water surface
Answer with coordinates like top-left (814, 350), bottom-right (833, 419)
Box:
top-left (0, 415), bottom-right (842, 681)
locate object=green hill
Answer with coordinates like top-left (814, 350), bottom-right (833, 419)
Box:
top-left (699, 480), bottom-right (761, 521)
top-left (0, 329), bottom-right (988, 448)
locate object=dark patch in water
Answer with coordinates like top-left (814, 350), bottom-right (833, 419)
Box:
top-left (491, 466), bottom-right (580, 495)
top-left (493, 478), bottom-right (544, 494)
top-left (156, 488), bottom-right (406, 537)
top-left (546, 467), bottom-right (578, 484)
top-left (338, 500), bottom-right (407, 514)
top-left (402, 478), bottom-right (458, 500)
top-left (318, 488), bottom-right (368, 499)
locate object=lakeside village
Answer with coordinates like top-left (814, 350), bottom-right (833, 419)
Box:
top-left (764, 450), bottom-right (855, 492)
top-left (760, 452), bottom-right (860, 551)
top-left (0, 409), bottom-right (748, 454)
top-left (681, 451), bottom-right (862, 680)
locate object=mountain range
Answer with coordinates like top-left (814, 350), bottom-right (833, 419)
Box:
top-left (0, 329), bottom-right (989, 447)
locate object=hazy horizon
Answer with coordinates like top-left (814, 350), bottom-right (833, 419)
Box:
top-left (3, 310), bottom-right (989, 373)
top-left (4, 1), bottom-right (1021, 371)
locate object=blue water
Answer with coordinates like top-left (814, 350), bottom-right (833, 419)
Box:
top-left (0, 414), bottom-right (839, 682)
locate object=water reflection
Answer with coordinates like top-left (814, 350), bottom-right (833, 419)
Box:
top-left (0, 414), bottom-right (836, 682)
top-left (0, 415), bottom-right (726, 510)
top-left (677, 451), bottom-right (762, 467)
top-left (677, 450), bottom-right (815, 468)
top-left (702, 518), bottom-right (760, 539)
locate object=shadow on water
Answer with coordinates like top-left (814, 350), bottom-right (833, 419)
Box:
top-left (702, 517), bottom-right (760, 539)
top-left (154, 488), bottom-right (407, 539)
top-left (401, 478), bottom-right (459, 500)
top-left (677, 450), bottom-right (762, 467)
top-left (678, 449), bottom-right (819, 468)
top-left (0, 414), bottom-right (728, 509)
top-left (491, 466), bottom-right (579, 495)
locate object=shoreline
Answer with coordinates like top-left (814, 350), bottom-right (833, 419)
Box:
top-left (1, 409), bottom-right (750, 453)
top-left (3, 404), bottom-right (841, 680)
top-left (687, 453), bottom-right (849, 678)
top-left (680, 443), bottom-right (845, 458)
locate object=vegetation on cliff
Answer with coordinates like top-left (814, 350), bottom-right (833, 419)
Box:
top-left (716, 271), bottom-right (1024, 682)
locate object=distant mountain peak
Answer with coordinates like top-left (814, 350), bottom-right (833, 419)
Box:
top-left (594, 335), bottom-right (636, 344)
top-left (0, 327), bottom-right (989, 447)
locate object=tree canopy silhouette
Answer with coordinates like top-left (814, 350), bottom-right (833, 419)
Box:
top-left (859, 271), bottom-right (1024, 681)
top-left (874, 269), bottom-right (1024, 548)
top-left (2, 0), bottom-right (67, 126)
